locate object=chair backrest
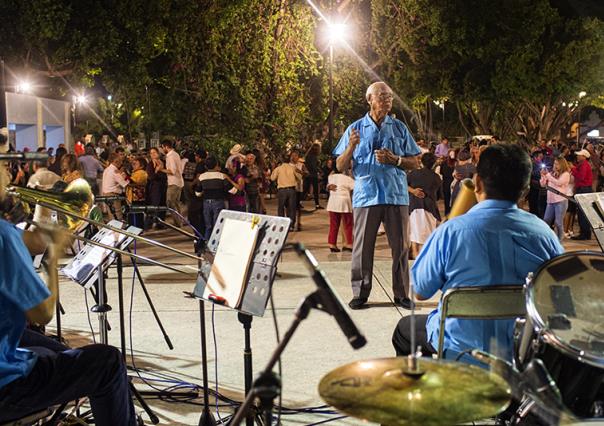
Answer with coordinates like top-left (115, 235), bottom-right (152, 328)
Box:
top-left (437, 285), bottom-right (525, 359)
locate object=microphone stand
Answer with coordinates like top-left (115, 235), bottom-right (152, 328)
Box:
top-left (231, 243), bottom-right (366, 426)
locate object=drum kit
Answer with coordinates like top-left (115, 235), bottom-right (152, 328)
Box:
top-left (318, 252), bottom-right (604, 425)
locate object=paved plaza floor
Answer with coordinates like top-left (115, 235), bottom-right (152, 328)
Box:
top-left (48, 197), bottom-right (600, 425)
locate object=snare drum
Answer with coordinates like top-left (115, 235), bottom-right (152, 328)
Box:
top-left (519, 252), bottom-right (604, 418)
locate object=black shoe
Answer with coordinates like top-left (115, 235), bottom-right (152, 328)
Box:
top-left (394, 297), bottom-right (415, 310)
top-left (329, 247), bottom-right (341, 253)
top-left (342, 247), bottom-right (353, 252)
top-left (571, 235), bottom-right (590, 240)
top-left (348, 298), bottom-right (368, 310)
top-left (316, 205), bottom-right (324, 209)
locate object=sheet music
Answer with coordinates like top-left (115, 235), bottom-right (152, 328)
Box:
top-left (62, 220), bottom-right (141, 288)
top-left (203, 218), bottom-right (259, 308)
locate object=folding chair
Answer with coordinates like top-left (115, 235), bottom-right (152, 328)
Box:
top-left (437, 285), bottom-right (526, 359)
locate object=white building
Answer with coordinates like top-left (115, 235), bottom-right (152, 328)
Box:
top-left (4, 92), bottom-right (71, 151)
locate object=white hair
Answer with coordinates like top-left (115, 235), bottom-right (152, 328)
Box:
top-left (365, 81), bottom-right (391, 102)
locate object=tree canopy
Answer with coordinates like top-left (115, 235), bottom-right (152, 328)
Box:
top-left (1, 0), bottom-right (603, 155)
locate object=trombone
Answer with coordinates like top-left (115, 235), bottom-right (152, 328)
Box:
top-left (7, 178), bottom-right (204, 275)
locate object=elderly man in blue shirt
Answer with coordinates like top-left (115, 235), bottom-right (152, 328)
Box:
top-left (334, 81), bottom-right (421, 310)
top-left (392, 143), bottom-right (563, 362)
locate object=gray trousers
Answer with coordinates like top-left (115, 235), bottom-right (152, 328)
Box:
top-left (351, 205), bottom-right (410, 300)
top-left (166, 185), bottom-right (183, 225)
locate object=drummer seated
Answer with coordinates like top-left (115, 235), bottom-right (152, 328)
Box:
top-left (0, 221), bottom-right (137, 426)
top-left (392, 144), bottom-right (564, 363)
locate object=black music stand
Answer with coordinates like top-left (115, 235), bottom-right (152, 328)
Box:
top-left (574, 192), bottom-right (604, 251)
top-left (193, 211), bottom-right (291, 426)
top-left (62, 220), bottom-right (169, 424)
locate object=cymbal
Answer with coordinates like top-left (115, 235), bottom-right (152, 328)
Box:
top-left (319, 357), bottom-right (511, 426)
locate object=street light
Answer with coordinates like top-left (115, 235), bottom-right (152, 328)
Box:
top-left (76, 94), bottom-right (87, 105)
top-left (16, 80), bottom-right (32, 94)
top-left (326, 21), bottom-right (348, 150)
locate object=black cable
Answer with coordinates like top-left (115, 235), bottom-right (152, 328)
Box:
top-left (373, 270), bottom-right (404, 318)
top-left (307, 415), bottom-right (348, 425)
top-left (454, 349), bottom-right (474, 362)
top-left (211, 303), bottom-right (224, 423)
top-left (269, 294), bottom-right (282, 425)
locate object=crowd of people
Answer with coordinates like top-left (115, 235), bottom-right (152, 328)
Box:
top-left (8, 137), bottom-right (346, 247)
top-left (7, 117), bottom-right (602, 257)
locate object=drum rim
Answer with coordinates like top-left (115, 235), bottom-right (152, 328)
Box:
top-left (526, 250), bottom-right (604, 369)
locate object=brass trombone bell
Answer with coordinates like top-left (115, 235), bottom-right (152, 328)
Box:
top-left (448, 178), bottom-right (478, 220)
top-left (9, 178), bottom-right (94, 230)
top-left (9, 179), bottom-right (203, 263)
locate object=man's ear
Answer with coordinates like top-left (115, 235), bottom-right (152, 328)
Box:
top-left (474, 174), bottom-right (484, 197)
top-left (518, 184), bottom-right (530, 203)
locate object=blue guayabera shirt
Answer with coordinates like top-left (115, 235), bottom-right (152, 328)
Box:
top-left (332, 113), bottom-right (421, 208)
top-left (413, 200), bottom-right (564, 362)
top-left (0, 219), bottom-right (50, 389)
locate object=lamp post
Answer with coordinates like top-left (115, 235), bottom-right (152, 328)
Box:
top-left (0, 59), bottom-right (6, 128)
top-left (326, 22), bottom-right (347, 150)
top-left (73, 93), bottom-right (88, 127)
top-left (577, 91), bottom-right (587, 146)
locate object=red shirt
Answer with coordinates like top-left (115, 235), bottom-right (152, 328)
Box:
top-left (571, 160), bottom-right (593, 188)
top-left (74, 141), bottom-right (85, 157)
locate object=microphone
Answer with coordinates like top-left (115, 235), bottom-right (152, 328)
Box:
top-left (96, 195), bottom-right (126, 202)
top-left (126, 205), bottom-right (171, 213)
top-left (0, 152), bottom-right (50, 161)
top-left (293, 243), bottom-right (367, 349)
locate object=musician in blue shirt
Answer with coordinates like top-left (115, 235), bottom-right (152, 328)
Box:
top-left (334, 81), bottom-right (421, 310)
top-left (0, 176), bottom-right (136, 425)
top-left (392, 144), bottom-right (563, 361)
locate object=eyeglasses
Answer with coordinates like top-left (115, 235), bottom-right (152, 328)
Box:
top-left (376, 93), bottom-right (393, 100)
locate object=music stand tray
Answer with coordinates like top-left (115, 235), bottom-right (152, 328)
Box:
top-left (193, 211), bottom-right (290, 316)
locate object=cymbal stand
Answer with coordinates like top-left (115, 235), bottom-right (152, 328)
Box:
top-left (403, 282), bottom-right (424, 378)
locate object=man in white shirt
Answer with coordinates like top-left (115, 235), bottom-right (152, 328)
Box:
top-left (101, 152), bottom-right (128, 220)
top-left (27, 161), bottom-right (61, 225)
top-left (160, 140), bottom-right (185, 226)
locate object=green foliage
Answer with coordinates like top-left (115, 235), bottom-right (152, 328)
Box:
top-left (2, 0), bottom-right (603, 149)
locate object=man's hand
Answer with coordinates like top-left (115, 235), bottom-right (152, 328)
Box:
top-left (375, 148), bottom-right (398, 165)
top-left (411, 188), bottom-right (425, 198)
top-left (327, 184), bottom-right (337, 191)
top-left (336, 128), bottom-right (361, 172)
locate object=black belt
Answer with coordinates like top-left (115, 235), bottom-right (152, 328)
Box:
top-left (278, 186), bottom-right (296, 190)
